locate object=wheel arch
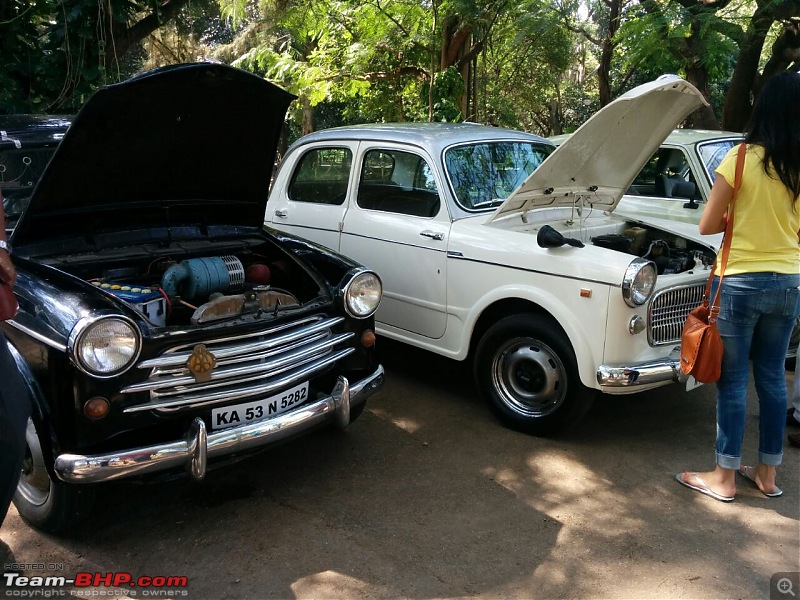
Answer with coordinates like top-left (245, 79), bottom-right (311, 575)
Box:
top-left (464, 293), bottom-right (604, 390)
top-left (7, 340), bottom-right (60, 479)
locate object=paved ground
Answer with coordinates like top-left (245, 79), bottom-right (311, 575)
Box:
top-left (2, 339), bottom-right (798, 599)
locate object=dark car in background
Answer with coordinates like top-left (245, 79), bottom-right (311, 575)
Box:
top-left (1, 114), bottom-right (71, 230)
top-left (1, 63), bottom-right (384, 534)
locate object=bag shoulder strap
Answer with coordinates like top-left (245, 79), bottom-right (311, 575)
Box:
top-left (704, 142), bottom-right (746, 314)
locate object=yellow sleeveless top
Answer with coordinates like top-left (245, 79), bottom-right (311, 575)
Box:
top-left (714, 144), bottom-right (800, 275)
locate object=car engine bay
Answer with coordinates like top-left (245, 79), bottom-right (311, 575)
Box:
top-left (51, 245), bottom-right (325, 327)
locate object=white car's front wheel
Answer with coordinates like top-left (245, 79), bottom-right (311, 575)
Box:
top-left (474, 315), bottom-right (594, 436)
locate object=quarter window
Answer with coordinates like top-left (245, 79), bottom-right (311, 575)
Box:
top-left (287, 147), bottom-right (352, 205)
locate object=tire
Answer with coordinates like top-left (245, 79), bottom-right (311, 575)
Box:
top-left (474, 314), bottom-right (594, 436)
top-left (13, 419), bottom-right (95, 535)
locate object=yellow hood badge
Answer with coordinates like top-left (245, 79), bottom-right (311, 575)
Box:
top-left (186, 344), bottom-right (216, 383)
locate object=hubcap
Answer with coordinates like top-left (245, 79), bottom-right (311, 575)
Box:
top-left (491, 338), bottom-right (568, 418)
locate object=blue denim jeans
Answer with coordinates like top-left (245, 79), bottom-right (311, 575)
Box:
top-left (711, 272), bottom-right (800, 469)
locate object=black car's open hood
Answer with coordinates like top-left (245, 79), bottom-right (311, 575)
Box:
top-left (12, 63), bottom-right (296, 249)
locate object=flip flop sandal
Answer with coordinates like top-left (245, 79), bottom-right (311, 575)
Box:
top-left (737, 466), bottom-right (783, 497)
top-left (675, 472), bottom-right (735, 503)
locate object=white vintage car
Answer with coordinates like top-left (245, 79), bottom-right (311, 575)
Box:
top-left (266, 76), bottom-right (718, 435)
top-left (551, 129), bottom-right (743, 224)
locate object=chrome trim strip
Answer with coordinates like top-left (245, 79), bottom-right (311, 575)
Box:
top-left (137, 316), bottom-right (342, 369)
top-left (444, 254), bottom-right (621, 288)
top-left (4, 321), bottom-right (67, 351)
top-left (596, 359), bottom-right (682, 387)
top-left (55, 365), bottom-right (385, 483)
top-left (121, 332), bottom-right (353, 393)
top-left (123, 347), bottom-right (355, 412)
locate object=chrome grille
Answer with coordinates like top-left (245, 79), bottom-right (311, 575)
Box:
top-left (121, 315), bottom-right (354, 413)
top-left (648, 283), bottom-right (705, 345)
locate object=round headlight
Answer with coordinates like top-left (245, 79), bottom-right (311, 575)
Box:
top-left (70, 316), bottom-right (141, 377)
top-left (343, 270), bottom-right (382, 318)
top-left (622, 259), bottom-right (657, 307)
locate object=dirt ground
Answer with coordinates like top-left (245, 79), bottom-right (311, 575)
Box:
top-left (2, 339), bottom-right (798, 599)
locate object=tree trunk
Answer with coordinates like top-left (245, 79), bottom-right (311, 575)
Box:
top-left (301, 96), bottom-right (314, 135)
top-left (597, 0), bottom-right (622, 106)
top-left (721, 10), bottom-right (774, 131)
top-left (683, 26), bottom-right (719, 129)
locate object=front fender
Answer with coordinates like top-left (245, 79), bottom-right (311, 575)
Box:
top-left (454, 280), bottom-right (613, 391)
top-left (7, 340), bottom-right (60, 476)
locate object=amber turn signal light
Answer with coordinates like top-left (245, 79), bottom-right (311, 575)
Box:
top-left (361, 330), bottom-right (376, 347)
top-left (84, 397), bottom-right (110, 419)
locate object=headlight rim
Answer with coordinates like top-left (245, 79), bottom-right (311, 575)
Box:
top-left (341, 269), bottom-right (383, 319)
top-left (622, 258), bottom-right (657, 308)
top-left (68, 315), bottom-right (142, 378)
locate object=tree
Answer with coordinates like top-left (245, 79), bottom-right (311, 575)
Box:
top-left (0, 0), bottom-right (204, 113)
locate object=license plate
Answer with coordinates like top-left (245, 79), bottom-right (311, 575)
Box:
top-left (685, 375), bottom-right (703, 392)
top-left (211, 381), bottom-right (309, 430)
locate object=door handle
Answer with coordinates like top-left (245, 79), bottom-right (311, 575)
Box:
top-left (420, 230), bottom-right (444, 241)
top-left (274, 209), bottom-right (288, 218)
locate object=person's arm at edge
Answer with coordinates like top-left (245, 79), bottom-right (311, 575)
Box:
top-left (699, 175), bottom-right (734, 235)
top-left (0, 194), bottom-right (17, 286)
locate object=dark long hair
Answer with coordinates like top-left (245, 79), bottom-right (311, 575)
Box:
top-left (744, 70), bottom-right (800, 201)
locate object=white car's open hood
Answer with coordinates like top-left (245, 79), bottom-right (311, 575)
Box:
top-left (488, 75), bottom-right (708, 223)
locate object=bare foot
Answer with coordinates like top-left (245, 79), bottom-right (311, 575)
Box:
top-left (677, 468), bottom-right (736, 501)
top-left (738, 465), bottom-right (782, 497)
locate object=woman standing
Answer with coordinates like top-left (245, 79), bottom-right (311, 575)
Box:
top-left (0, 197), bottom-right (31, 567)
top-left (676, 71), bottom-right (800, 502)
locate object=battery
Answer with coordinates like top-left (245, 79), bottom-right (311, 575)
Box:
top-left (93, 282), bottom-right (167, 327)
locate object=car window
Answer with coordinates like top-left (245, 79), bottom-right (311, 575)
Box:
top-left (287, 147), bottom-right (352, 205)
top-left (697, 140), bottom-right (738, 184)
top-left (444, 142), bottom-right (551, 211)
top-left (629, 147), bottom-right (698, 200)
top-left (357, 149), bottom-right (441, 218)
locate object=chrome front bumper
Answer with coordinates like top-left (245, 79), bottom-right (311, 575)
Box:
top-left (596, 356), bottom-right (684, 387)
top-left (55, 366), bottom-right (384, 484)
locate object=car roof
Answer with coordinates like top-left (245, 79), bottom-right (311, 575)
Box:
top-left (550, 128), bottom-right (742, 147)
top-left (289, 122), bottom-right (553, 156)
top-left (662, 128), bottom-right (742, 145)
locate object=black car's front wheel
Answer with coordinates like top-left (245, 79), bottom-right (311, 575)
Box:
top-left (14, 419), bottom-right (95, 535)
top-left (474, 315), bottom-right (594, 436)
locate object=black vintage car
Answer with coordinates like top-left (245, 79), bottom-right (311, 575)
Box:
top-left (1, 63), bottom-right (384, 533)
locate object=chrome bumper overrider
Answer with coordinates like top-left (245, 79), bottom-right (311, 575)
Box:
top-left (596, 357), bottom-right (683, 387)
top-left (55, 366), bottom-right (384, 484)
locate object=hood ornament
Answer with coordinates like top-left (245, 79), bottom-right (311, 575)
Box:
top-left (186, 344), bottom-right (216, 383)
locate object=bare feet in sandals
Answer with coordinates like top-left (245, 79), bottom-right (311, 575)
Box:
top-left (676, 468), bottom-right (736, 502)
top-left (737, 465), bottom-right (782, 497)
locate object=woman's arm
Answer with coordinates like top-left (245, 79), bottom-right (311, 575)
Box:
top-left (0, 198), bottom-right (16, 286)
top-left (699, 174), bottom-right (734, 235)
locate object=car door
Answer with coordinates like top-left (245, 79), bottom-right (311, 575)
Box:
top-left (266, 142), bottom-right (357, 251)
top-left (339, 144), bottom-right (450, 339)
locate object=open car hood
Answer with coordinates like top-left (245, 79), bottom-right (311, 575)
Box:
top-left (11, 63), bottom-right (296, 249)
top-left (488, 75), bottom-right (707, 223)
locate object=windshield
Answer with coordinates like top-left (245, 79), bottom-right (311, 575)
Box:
top-left (697, 139), bottom-right (739, 184)
top-left (1, 141), bottom-right (63, 231)
top-left (444, 141), bottom-right (553, 211)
